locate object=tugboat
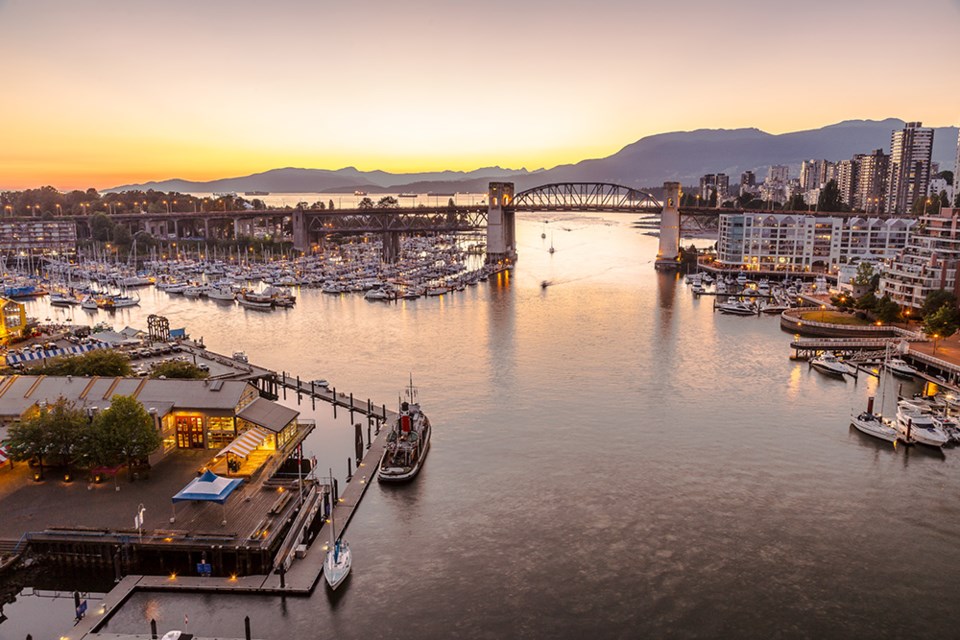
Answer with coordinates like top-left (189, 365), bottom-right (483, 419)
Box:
top-left (378, 376), bottom-right (431, 483)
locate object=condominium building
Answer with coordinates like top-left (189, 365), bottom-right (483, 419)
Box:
top-left (836, 158), bottom-right (859, 206)
top-left (854, 149), bottom-right (889, 213)
top-left (955, 130), bottom-right (960, 205)
top-left (799, 159), bottom-right (836, 194)
top-left (717, 213), bottom-right (915, 272)
top-left (699, 173), bottom-right (730, 204)
top-left (886, 122), bottom-right (934, 214)
top-left (878, 208), bottom-right (960, 310)
top-left (0, 220), bottom-right (77, 254)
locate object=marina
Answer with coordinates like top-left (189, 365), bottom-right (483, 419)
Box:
top-left (4, 214), bottom-right (960, 640)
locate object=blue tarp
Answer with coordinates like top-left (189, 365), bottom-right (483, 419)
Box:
top-left (171, 469), bottom-right (242, 505)
top-left (170, 328), bottom-right (186, 338)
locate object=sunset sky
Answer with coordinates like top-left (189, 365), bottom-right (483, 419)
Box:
top-left (1, 0), bottom-right (958, 190)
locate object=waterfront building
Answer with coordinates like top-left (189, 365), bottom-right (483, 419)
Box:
top-left (0, 298), bottom-right (26, 346)
top-left (854, 149), bottom-right (889, 213)
top-left (878, 207), bottom-right (960, 310)
top-left (886, 122), bottom-right (934, 214)
top-left (0, 220), bottom-right (77, 255)
top-left (717, 213), bottom-right (914, 273)
top-left (0, 376), bottom-right (304, 465)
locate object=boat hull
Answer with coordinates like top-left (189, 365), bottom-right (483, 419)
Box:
top-left (851, 416), bottom-right (898, 443)
top-left (377, 425), bottom-right (430, 483)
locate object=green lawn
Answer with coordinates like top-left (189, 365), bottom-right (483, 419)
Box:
top-left (799, 310), bottom-right (872, 326)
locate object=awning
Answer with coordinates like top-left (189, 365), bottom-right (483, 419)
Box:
top-left (172, 469), bottom-right (242, 504)
top-left (218, 427), bottom-right (270, 459)
top-left (0, 445), bottom-right (8, 465)
top-left (5, 342), bottom-right (108, 365)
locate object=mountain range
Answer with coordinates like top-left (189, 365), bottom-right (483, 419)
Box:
top-left (108, 119), bottom-right (959, 195)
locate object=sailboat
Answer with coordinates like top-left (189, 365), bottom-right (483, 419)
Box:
top-left (850, 344), bottom-right (899, 443)
top-left (548, 233), bottom-right (555, 254)
top-left (323, 469), bottom-right (352, 590)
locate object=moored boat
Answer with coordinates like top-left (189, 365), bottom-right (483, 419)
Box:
top-left (378, 377), bottom-right (431, 483)
top-left (323, 469), bottom-right (352, 591)
top-left (885, 357), bottom-right (917, 378)
top-left (810, 352), bottom-right (852, 378)
top-left (851, 411), bottom-right (898, 443)
top-left (895, 401), bottom-right (949, 447)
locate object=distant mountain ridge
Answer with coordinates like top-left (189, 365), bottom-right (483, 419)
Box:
top-left (108, 119), bottom-right (959, 194)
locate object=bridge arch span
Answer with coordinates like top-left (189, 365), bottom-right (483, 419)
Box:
top-left (509, 182), bottom-right (662, 212)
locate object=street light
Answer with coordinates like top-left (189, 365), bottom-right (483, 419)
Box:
top-left (820, 304), bottom-right (826, 322)
top-left (924, 198), bottom-right (931, 215)
top-left (933, 334), bottom-right (940, 355)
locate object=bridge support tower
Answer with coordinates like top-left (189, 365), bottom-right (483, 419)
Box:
top-left (292, 208), bottom-right (308, 252)
top-left (655, 181), bottom-right (682, 270)
top-left (486, 182), bottom-right (517, 264)
top-left (381, 232), bottom-right (400, 263)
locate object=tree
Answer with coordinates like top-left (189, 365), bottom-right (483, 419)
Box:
top-left (376, 196), bottom-right (399, 208)
top-left (150, 360), bottom-right (209, 379)
top-left (328, 199), bottom-right (335, 210)
top-left (923, 303), bottom-right (960, 340)
top-left (34, 350), bottom-right (132, 377)
top-left (921, 289), bottom-right (957, 318)
top-left (6, 398), bottom-right (88, 474)
top-left (786, 194), bottom-right (806, 211)
top-left (817, 179), bottom-right (843, 212)
top-left (912, 195), bottom-right (941, 216)
top-left (708, 188), bottom-right (717, 207)
top-left (89, 395), bottom-right (161, 471)
top-left (855, 290), bottom-right (878, 311)
top-left (357, 197), bottom-right (374, 210)
top-left (852, 262), bottom-right (875, 287)
top-left (90, 212), bottom-right (114, 241)
top-left (875, 295), bottom-right (901, 324)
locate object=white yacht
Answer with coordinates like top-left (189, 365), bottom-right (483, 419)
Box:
top-left (364, 288), bottom-right (392, 301)
top-left (895, 401), bottom-right (949, 447)
top-left (80, 296), bottom-right (99, 310)
top-left (206, 286), bottom-right (236, 302)
top-left (691, 282), bottom-right (704, 295)
top-left (885, 357), bottom-right (917, 378)
top-left (810, 353), bottom-right (853, 378)
top-left (716, 301), bottom-right (756, 316)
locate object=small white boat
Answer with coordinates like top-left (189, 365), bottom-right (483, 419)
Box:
top-left (851, 411), bottom-right (898, 443)
top-left (323, 469), bottom-right (352, 591)
top-left (80, 296), bottom-right (99, 310)
top-left (885, 357), bottom-right (917, 378)
top-left (810, 353), bottom-right (853, 378)
top-left (50, 292), bottom-right (79, 307)
top-left (691, 283), bottom-right (704, 295)
top-left (364, 288), bottom-right (391, 301)
top-left (716, 301), bottom-right (756, 316)
top-left (206, 286), bottom-right (236, 302)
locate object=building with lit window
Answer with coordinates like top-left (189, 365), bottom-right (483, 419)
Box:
top-left (878, 208), bottom-right (960, 310)
top-left (717, 213), bottom-right (915, 272)
top-left (0, 376), bottom-right (306, 465)
top-left (0, 298), bottom-right (26, 346)
top-left (886, 122), bottom-right (934, 214)
top-left (0, 220), bottom-right (77, 255)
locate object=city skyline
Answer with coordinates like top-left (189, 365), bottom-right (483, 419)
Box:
top-left (1, 0), bottom-right (959, 190)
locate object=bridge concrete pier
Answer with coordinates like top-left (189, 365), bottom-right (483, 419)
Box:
top-left (486, 182), bottom-right (517, 264)
top-left (381, 232), bottom-right (400, 263)
top-left (292, 209), bottom-right (307, 251)
top-left (655, 181), bottom-right (682, 270)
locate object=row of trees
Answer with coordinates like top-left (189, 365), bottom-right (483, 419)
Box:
top-left (5, 396), bottom-right (161, 477)
top-left (829, 286), bottom-right (960, 338)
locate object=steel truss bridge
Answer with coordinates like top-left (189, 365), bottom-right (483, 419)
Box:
top-left (508, 183), bottom-right (662, 213)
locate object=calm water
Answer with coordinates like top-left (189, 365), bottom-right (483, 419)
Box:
top-left (7, 212), bottom-right (960, 639)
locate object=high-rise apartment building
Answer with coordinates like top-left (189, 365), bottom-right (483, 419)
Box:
top-left (855, 149), bottom-right (889, 213)
top-left (955, 130), bottom-right (960, 206)
top-left (836, 158), bottom-right (859, 207)
top-left (886, 122), bottom-right (934, 214)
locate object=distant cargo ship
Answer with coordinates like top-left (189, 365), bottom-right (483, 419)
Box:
top-left (354, 190), bottom-right (367, 196)
top-left (398, 193), bottom-right (418, 198)
top-left (244, 191), bottom-right (269, 196)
